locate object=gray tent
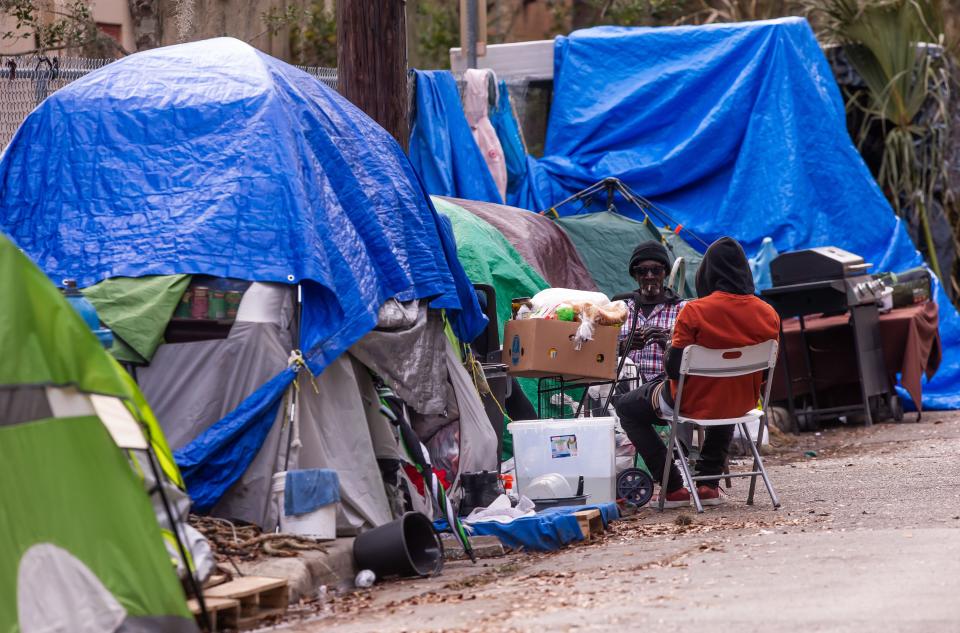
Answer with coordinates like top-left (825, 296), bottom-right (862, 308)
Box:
top-left (136, 283), bottom-right (497, 532)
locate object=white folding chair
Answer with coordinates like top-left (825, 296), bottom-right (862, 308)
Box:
top-left (659, 340), bottom-right (781, 513)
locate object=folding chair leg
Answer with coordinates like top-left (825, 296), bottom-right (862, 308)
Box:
top-left (742, 422), bottom-right (759, 505)
top-left (742, 421), bottom-right (780, 508)
top-left (658, 422), bottom-right (677, 512)
top-left (676, 435), bottom-right (702, 513)
top-left (659, 421), bottom-right (702, 512)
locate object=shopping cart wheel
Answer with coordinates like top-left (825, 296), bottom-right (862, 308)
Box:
top-left (616, 468), bottom-right (654, 507)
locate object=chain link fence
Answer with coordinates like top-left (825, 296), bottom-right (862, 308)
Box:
top-left (0, 56), bottom-right (338, 149)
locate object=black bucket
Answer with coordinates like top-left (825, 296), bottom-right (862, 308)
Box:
top-left (458, 470), bottom-right (502, 516)
top-left (353, 512), bottom-right (443, 578)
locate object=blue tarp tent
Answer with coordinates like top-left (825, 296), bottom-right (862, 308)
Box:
top-left (408, 70), bottom-right (504, 204)
top-left (0, 38), bottom-right (487, 509)
top-left (409, 18), bottom-right (958, 410)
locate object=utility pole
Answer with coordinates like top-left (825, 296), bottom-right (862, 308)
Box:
top-left (459, 0), bottom-right (487, 69)
top-left (465, 0), bottom-right (478, 68)
top-left (337, 1), bottom-right (409, 151)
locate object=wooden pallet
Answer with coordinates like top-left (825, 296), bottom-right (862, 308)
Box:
top-left (203, 576), bottom-right (288, 630)
top-left (574, 509), bottom-right (604, 541)
top-left (188, 597), bottom-right (239, 632)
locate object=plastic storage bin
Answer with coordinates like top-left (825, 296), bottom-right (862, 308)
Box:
top-left (507, 417), bottom-right (616, 504)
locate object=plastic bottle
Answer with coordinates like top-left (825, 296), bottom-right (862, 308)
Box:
top-left (748, 237), bottom-right (779, 292)
top-left (500, 474), bottom-right (514, 495)
top-left (355, 569), bottom-right (376, 588)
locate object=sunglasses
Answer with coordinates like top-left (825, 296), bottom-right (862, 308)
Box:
top-left (633, 265), bottom-right (666, 277)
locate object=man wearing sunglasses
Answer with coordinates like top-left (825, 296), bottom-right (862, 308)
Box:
top-left (619, 240), bottom-right (686, 382)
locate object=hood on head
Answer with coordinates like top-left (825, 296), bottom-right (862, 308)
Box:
top-left (695, 237), bottom-right (754, 297)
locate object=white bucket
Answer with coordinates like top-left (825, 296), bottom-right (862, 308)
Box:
top-left (271, 472), bottom-right (337, 540)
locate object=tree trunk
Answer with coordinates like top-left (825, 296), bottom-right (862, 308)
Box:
top-left (337, 1), bottom-right (409, 151)
top-left (128, 0), bottom-right (163, 50)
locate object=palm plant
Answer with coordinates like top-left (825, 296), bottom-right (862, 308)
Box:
top-left (804, 0), bottom-right (955, 284)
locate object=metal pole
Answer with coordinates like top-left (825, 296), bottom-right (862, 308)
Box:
top-left (466, 0), bottom-right (478, 69)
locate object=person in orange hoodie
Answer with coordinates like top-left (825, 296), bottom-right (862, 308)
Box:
top-left (615, 237), bottom-right (780, 507)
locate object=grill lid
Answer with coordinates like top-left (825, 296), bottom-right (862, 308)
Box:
top-left (770, 246), bottom-right (871, 287)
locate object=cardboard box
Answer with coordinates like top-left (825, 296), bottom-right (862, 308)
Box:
top-left (503, 318), bottom-right (618, 381)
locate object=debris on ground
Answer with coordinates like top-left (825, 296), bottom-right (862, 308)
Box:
top-left (190, 515), bottom-right (328, 562)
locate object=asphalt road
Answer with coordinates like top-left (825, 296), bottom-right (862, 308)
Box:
top-left (278, 412), bottom-right (960, 633)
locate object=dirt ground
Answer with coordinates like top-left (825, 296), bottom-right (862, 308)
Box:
top-left (274, 411), bottom-right (960, 633)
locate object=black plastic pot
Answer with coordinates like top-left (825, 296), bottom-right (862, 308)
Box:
top-left (353, 512), bottom-right (443, 578)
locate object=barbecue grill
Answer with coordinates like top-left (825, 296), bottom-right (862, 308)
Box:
top-left (761, 247), bottom-right (896, 428)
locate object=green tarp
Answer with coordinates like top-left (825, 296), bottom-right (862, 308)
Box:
top-left (83, 275), bottom-right (190, 364)
top-left (434, 198), bottom-right (550, 458)
top-left (0, 235), bottom-right (128, 398)
top-left (555, 212), bottom-right (700, 299)
top-left (660, 229), bottom-right (702, 299)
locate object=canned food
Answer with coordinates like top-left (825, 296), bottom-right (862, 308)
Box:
top-left (209, 290), bottom-right (226, 319)
top-left (191, 286), bottom-right (209, 319)
top-left (225, 290), bottom-right (243, 319)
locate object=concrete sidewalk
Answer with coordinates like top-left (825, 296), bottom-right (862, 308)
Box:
top-left (236, 532), bottom-right (507, 603)
top-left (276, 413), bottom-right (960, 632)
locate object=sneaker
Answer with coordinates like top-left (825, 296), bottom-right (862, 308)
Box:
top-left (654, 487), bottom-right (691, 509)
top-left (696, 485), bottom-right (727, 507)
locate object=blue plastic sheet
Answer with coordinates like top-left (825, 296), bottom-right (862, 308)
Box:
top-left (0, 38), bottom-right (488, 508)
top-left (408, 70), bottom-right (504, 204)
top-left (175, 368), bottom-right (295, 513)
top-left (506, 19), bottom-right (959, 409)
top-left (0, 38), bottom-right (484, 347)
top-left (434, 503), bottom-right (620, 552)
top-left (489, 80), bottom-right (528, 196)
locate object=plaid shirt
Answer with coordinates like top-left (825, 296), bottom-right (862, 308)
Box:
top-left (619, 298), bottom-right (686, 381)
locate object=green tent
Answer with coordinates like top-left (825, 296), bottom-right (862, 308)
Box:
top-left (0, 234), bottom-right (197, 632)
top-left (433, 197), bottom-right (550, 457)
top-left (659, 228), bottom-right (702, 299)
top-left (555, 212), bottom-right (661, 298)
top-left (555, 212), bottom-right (699, 299)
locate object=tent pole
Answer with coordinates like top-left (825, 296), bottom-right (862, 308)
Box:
top-left (144, 446), bottom-right (211, 630)
top-left (283, 384), bottom-right (299, 473)
top-left (283, 284), bottom-right (303, 472)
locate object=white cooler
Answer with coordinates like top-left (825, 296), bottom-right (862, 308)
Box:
top-left (507, 417), bottom-right (617, 504)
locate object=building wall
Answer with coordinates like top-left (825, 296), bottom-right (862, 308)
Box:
top-left (160, 0), bottom-right (309, 60)
top-left (94, 0), bottom-right (136, 51)
top-left (488, 0), bottom-right (570, 44)
top-left (0, 0), bottom-right (134, 55)
top-left (1, 0), bottom-right (302, 59)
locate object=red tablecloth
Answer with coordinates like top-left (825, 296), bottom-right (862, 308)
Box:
top-left (771, 302), bottom-right (941, 410)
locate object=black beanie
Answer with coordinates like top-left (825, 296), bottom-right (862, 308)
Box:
top-left (629, 240), bottom-right (670, 274)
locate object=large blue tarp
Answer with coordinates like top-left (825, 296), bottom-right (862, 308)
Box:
top-left (0, 38), bottom-right (488, 507)
top-left (408, 70), bottom-right (504, 204)
top-left (500, 18), bottom-right (958, 409)
top-left (489, 80), bottom-right (528, 197)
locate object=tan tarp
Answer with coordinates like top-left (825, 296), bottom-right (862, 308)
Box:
top-left (439, 196), bottom-right (599, 292)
